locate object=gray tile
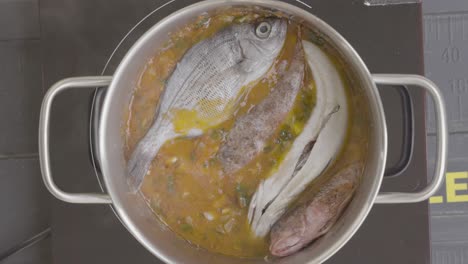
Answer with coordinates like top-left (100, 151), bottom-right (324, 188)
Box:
top-left (0, 40), bottom-right (42, 156)
top-left (424, 13), bottom-right (468, 135)
top-left (432, 242), bottom-right (468, 264)
top-left (423, 0), bottom-right (468, 14)
top-left (40, 0), bottom-right (161, 85)
top-left (0, 158), bottom-right (50, 254)
top-left (0, 0), bottom-right (40, 40)
top-left (2, 236), bottom-right (51, 264)
top-left (432, 214), bottom-right (468, 243)
top-left (423, 2), bottom-right (468, 263)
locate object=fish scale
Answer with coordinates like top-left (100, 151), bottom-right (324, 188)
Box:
top-left (269, 163), bottom-right (362, 257)
top-left (127, 18), bottom-right (288, 192)
top-left (217, 38), bottom-right (305, 174)
top-left (173, 42), bottom-right (241, 113)
top-left (161, 36), bottom-right (240, 112)
top-left (248, 40), bottom-right (349, 237)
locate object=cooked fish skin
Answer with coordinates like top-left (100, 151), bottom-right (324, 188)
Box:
top-left (126, 18), bottom-right (287, 192)
top-left (248, 40), bottom-right (349, 237)
top-left (269, 163), bottom-right (362, 257)
top-left (217, 38), bottom-right (305, 174)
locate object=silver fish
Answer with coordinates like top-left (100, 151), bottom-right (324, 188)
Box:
top-left (269, 163), bottom-right (362, 257)
top-left (217, 38), bottom-right (305, 174)
top-left (127, 18), bottom-right (287, 191)
top-left (248, 40), bottom-right (349, 237)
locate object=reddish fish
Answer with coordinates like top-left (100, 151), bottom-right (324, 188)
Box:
top-left (269, 163), bottom-right (362, 257)
top-left (217, 38), bottom-right (305, 174)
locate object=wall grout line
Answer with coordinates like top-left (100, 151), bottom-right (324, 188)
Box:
top-left (425, 10), bottom-right (468, 17)
top-left (0, 38), bottom-right (41, 43)
top-left (0, 228), bottom-right (51, 262)
top-left (0, 153), bottom-right (39, 160)
top-left (37, 0), bottom-right (45, 96)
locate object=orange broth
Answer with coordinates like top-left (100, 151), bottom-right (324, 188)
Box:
top-left (123, 9), bottom-right (370, 258)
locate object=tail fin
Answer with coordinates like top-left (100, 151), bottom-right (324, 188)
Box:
top-left (126, 121), bottom-right (172, 193)
top-left (127, 145), bottom-right (156, 193)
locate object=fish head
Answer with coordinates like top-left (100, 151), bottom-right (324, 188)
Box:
top-left (269, 210), bottom-right (308, 257)
top-left (238, 18), bottom-right (287, 63)
top-left (270, 230), bottom-right (303, 257)
top-left (269, 206), bottom-right (326, 257)
top-left (270, 216), bottom-right (304, 257)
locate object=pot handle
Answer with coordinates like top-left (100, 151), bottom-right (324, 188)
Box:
top-left (373, 74), bottom-right (448, 203)
top-left (39, 77), bottom-right (113, 204)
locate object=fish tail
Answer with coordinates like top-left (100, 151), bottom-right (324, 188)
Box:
top-left (127, 148), bottom-right (154, 192)
top-left (127, 120), bottom-right (171, 192)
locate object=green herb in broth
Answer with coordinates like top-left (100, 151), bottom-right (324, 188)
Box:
top-left (195, 17), bottom-right (210, 29)
top-left (210, 128), bottom-right (225, 141)
top-left (236, 183), bottom-right (250, 208)
top-left (180, 223), bottom-right (193, 233)
top-left (123, 9), bottom-right (369, 259)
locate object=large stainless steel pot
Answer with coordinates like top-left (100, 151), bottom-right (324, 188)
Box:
top-left (38, 0), bottom-right (448, 263)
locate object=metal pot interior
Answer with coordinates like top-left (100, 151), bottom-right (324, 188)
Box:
top-left (98, 0), bottom-right (387, 263)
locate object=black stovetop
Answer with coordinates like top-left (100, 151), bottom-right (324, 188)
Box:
top-left (42, 0), bottom-right (429, 263)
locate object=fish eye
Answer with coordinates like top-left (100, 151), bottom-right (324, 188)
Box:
top-left (255, 22), bottom-right (271, 39)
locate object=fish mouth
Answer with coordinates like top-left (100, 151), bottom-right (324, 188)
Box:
top-left (270, 235), bottom-right (302, 257)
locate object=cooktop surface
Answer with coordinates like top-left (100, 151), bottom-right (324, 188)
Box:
top-left (41, 0), bottom-right (429, 263)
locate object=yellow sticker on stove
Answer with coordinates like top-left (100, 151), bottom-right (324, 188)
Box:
top-left (430, 172), bottom-right (468, 204)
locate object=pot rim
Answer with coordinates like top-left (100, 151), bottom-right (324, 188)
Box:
top-left (99, 0), bottom-right (387, 263)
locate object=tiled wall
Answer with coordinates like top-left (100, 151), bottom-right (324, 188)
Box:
top-left (423, 0), bottom-right (468, 263)
top-left (0, 0), bottom-right (51, 263)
